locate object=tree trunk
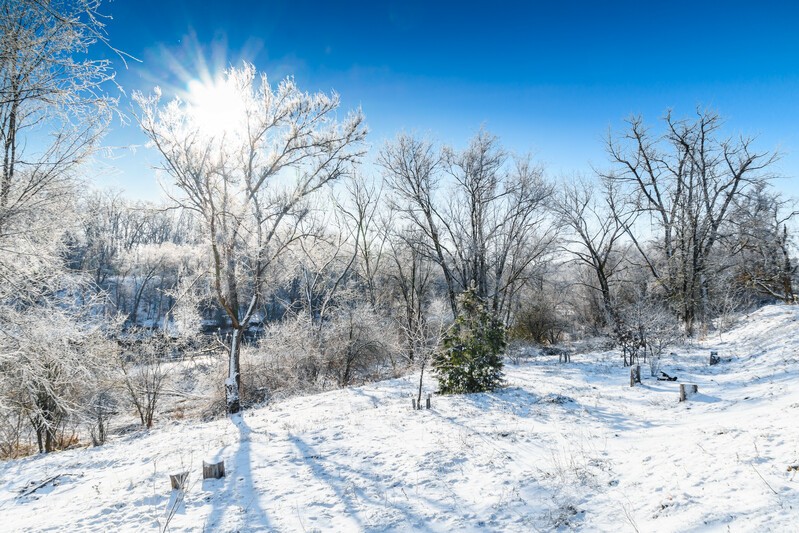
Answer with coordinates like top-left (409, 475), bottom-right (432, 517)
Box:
top-left (417, 358), bottom-right (426, 407)
top-left (45, 427), bottom-right (55, 453)
top-left (226, 327), bottom-right (244, 414)
top-left (35, 426), bottom-right (44, 454)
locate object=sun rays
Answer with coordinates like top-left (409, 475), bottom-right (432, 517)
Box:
top-left (185, 75), bottom-right (247, 138)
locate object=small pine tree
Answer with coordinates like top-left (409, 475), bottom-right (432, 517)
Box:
top-left (433, 286), bottom-right (506, 394)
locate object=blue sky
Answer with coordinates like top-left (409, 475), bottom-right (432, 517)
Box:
top-left (96, 0), bottom-right (799, 199)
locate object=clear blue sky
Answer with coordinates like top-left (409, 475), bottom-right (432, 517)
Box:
top-left (95, 0), bottom-right (799, 199)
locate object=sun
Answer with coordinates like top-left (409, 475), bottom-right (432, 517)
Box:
top-left (185, 77), bottom-right (246, 138)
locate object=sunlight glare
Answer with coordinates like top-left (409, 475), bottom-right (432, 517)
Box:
top-left (186, 77), bottom-right (246, 138)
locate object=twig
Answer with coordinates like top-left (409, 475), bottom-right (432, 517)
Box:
top-left (296, 502), bottom-right (307, 532)
top-left (751, 464), bottom-right (778, 495)
top-left (621, 501), bottom-right (640, 533)
top-left (17, 474), bottom-right (63, 498)
top-left (162, 488), bottom-right (185, 532)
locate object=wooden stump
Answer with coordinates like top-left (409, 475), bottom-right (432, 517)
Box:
top-left (169, 471), bottom-right (189, 490)
top-left (203, 460), bottom-right (225, 480)
top-left (425, 393), bottom-right (431, 409)
top-left (679, 384), bottom-right (699, 402)
top-left (411, 398), bottom-right (417, 410)
top-left (709, 351), bottom-right (720, 365)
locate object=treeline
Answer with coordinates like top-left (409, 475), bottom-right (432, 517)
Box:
top-left (62, 118), bottom-right (795, 346)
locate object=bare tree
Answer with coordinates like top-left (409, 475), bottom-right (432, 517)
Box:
top-left (380, 130), bottom-right (555, 321)
top-left (119, 331), bottom-right (173, 429)
top-left (336, 175), bottom-right (390, 309)
top-left (554, 177), bottom-right (634, 328)
top-left (405, 298), bottom-right (448, 407)
top-left (294, 208), bottom-right (361, 328)
top-left (604, 110), bottom-right (777, 335)
top-left (136, 64), bottom-right (367, 413)
top-left (379, 134), bottom-right (459, 316)
top-left (384, 227), bottom-right (440, 361)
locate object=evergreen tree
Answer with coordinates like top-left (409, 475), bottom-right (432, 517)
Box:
top-left (433, 286), bottom-right (506, 394)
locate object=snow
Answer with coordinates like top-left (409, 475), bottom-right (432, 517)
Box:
top-left (2, 305), bottom-right (798, 531)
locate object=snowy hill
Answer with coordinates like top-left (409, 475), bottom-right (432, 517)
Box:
top-left (2, 305), bottom-right (798, 532)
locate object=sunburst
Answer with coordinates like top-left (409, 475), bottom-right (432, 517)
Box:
top-left (185, 75), bottom-right (246, 138)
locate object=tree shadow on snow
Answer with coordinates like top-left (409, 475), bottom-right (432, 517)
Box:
top-left (288, 434), bottom-right (450, 530)
top-left (203, 415), bottom-right (273, 531)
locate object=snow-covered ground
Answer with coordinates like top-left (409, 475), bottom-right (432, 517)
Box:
top-left (3, 305), bottom-right (798, 532)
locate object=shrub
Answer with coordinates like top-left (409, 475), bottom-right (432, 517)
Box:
top-left (509, 299), bottom-right (568, 345)
top-left (433, 287), bottom-right (506, 394)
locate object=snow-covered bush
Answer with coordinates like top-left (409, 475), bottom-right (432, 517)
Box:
top-left (509, 295), bottom-right (568, 345)
top-left (320, 306), bottom-right (399, 387)
top-left (239, 316), bottom-right (324, 402)
top-left (0, 304), bottom-right (116, 454)
top-left (211, 308), bottom-right (400, 410)
top-left (616, 294), bottom-right (682, 373)
top-left (118, 331), bottom-right (174, 429)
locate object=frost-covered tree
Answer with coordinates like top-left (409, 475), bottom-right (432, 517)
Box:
top-left (64, 191), bottom-right (206, 324)
top-left (0, 0), bottom-right (115, 303)
top-left (0, 0), bottom-right (119, 454)
top-left (604, 110), bottom-right (776, 335)
top-left (380, 131), bottom-right (555, 321)
top-left (726, 183), bottom-right (797, 304)
top-left (0, 299), bottom-right (115, 453)
top-left (136, 64), bottom-right (367, 413)
top-left (0, 0), bottom-right (116, 236)
top-left (554, 177), bottom-right (634, 328)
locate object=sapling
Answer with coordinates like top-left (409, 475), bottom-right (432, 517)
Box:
top-left (433, 286), bottom-right (506, 394)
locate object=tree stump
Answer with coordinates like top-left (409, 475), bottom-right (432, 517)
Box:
top-left (411, 398), bottom-right (417, 410)
top-left (679, 384), bottom-right (699, 402)
top-left (425, 393), bottom-right (431, 409)
top-left (169, 471), bottom-right (189, 490)
top-left (203, 460), bottom-right (225, 480)
top-left (709, 351), bottom-right (720, 365)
